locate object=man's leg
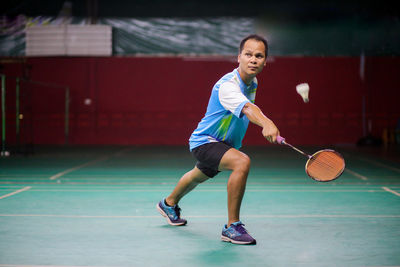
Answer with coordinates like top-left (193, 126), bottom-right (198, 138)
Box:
top-left (157, 167), bottom-right (209, 226)
top-left (218, 148), bottom-right (251, 226)
top-left (218, 148), bottom-right (256, 244)
top-left (166, 167), bottom-right (209, 206)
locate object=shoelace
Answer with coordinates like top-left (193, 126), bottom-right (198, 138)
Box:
top-left (233, 223), bottom-right (248, 234)
top-left (174, 205), bottom-right (181, 218)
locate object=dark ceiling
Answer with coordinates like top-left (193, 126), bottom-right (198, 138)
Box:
top-left (2, 0), bottom-right (399, 21)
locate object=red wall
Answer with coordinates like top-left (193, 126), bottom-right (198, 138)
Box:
top-left (1, 56), bottom-right (399, 146)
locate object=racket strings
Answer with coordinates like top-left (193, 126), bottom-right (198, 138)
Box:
top-left (307, 151), bottom-right (345, 181)
top-left (310, 153), bottom-right (341, 171)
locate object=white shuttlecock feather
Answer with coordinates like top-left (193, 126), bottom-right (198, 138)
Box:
top-left (296, 83), bottom-right (309, 103)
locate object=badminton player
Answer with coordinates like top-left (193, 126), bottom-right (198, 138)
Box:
top-left (157, 34), bottom-right (280, 245)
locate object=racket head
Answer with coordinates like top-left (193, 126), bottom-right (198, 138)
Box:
top-left (305, 149), bottom-right (345, 182)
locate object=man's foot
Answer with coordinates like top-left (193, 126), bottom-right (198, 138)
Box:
top-left (156, 198), bottom-right (187, 226)
top-left (221, 221), bottom-right (256, 245)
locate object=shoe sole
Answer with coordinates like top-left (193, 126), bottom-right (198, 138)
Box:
top-left (221, 235), bottom-right (256, 245)
top-left (156, 203), bottom-right (187, 226)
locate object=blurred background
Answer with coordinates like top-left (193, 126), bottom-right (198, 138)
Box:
top-left (1, 0), bottom-right (399, 152)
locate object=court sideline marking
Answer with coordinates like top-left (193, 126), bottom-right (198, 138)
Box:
top-left (49, 156), bottom-right (109, 180)
top-left (382, 186), bottom-right (400, 197)
top-left (49, 148), bottom-right (133, 180)
top-left (344, 168), bottom-right (368, 180)
top-left (0, 214), bottom-right (399, 218)
top-left (0, 265), bottom-right (112, 267)
top-left (0, 186), bottom-right (31, 200)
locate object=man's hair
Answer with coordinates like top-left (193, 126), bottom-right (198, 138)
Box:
top-left (239, 34), bottom-right (268, 58)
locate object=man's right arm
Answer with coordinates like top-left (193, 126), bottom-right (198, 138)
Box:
top-left (241, 102), bottom-right (280, 143)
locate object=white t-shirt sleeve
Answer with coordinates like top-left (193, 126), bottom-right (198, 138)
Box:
top-left (218, 81), bottom-right (250, 118)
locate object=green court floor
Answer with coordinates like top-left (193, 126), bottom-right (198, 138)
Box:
top-left (0, 145), bottom-right (399, 267)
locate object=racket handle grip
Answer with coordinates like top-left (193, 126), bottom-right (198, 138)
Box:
top-left (276, 135), bottom-right (286, 144)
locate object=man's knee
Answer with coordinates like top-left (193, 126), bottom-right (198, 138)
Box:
top-left (233, 154), bottom-right (251, 173)
top-left (219, 149), bottom-right (251, 173)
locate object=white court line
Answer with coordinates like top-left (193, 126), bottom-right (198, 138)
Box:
top-left (0, 186), bottom-right (31, 200)
top-left (22, 189), bottom-right (385, 193)
top-left (345, 168), bottom-right (368, 180)
top-left (11, 266), bottom-right (395, 267)
top-left (0, 265), bottom-right (113, 267)
top-left (382, 187), bottom-right (400, 197)
top-left (48, 148), bottom-right (133, 180)
top-left (49, 156), bottom-right (109, 180)
top-left (0, 214), bottom-right (399, 218)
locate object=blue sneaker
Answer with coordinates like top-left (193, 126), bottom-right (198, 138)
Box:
top-left (157, 198), bottom-right (187, 226)
top-left (221, 221), bottom-right (256, 245)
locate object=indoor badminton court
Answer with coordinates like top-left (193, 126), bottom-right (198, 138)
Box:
top-left (0, 145), bottom-right (399, 267)
top-left (1, 1), bottom-right (400, 267)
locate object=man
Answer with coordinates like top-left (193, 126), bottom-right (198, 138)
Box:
top-left (157, 34), bottom-right (280, 245)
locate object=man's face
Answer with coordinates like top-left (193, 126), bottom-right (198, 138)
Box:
top-left (237, 39), bottom-right (267, 80)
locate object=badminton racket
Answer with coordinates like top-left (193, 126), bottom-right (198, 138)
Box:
top-left (276, 136), bottom-right (345, 182)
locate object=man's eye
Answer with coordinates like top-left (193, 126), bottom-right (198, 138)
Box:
top-left (245, 53), bottom-right (251, 56)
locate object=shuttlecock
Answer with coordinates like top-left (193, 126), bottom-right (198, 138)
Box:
top-left (296, 83), bottom-right (309, 103)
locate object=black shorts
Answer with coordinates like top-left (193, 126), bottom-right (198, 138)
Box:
top-left (191, 142), bottom-right (232, 178)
